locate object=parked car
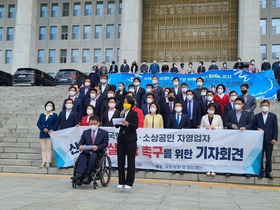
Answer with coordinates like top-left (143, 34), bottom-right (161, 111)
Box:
top-left (13, 68), bottom-right (56, 86)
top-left (55, 69), bottom-right (89, 86)
top-left (0, 70), bottom-right (13, 86)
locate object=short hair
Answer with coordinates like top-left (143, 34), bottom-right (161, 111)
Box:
top-left (101, 75), bottom-right (108, 79)
top-left (45, 101), bottom-right (55, 111)
top-left (133, 77), bottom-right (141, 82)
top-left (125, 96), bottom-right (135, 108)
top-left (112, 61), bottom-right (115, 64)
top-left (174, 101), bottom-right (182, 107)
top-left (196, 77), bottom-right (204, 83)
top-left (164, 87), bottom-right (171, 92)
top-left (275, 57), bottom-right (279, 60)
top-left (212, 60), bottom-right (216, 63)
top-left (199, 61), bottom-right (204, 65)
top-left (206, 91), bottom-right (214, 96)
top-left (152, 76), bottom-right (159, 80)
top-left (186, 90), bottom-right (194, 95)
top-left (149, 102), bottom-right (160, 114)
top-left (216, 84), bottom-right (226, 93)
top-left (146, 84), bottom-right (153, 88)
top-left (188, 62), bottom-right (193, 66)
top-left (240, 84), bottom-right (249, 89)
top-left (202, 87), bottom-right (208, 92)
top-left (207, 103), bottom-right (217, 110)
top-left (235, 97), bottom-right (245, 104)
top-left (68, 86), bottom-right (77, 92)
top-left (65, 98), bottom-right (73, 104)
top-left (90, 88), bottom-right (97, 94)
top-left (263, 57), bottom-right (267, 60)
top-left (181, 83), bottom-right (188, 87)
top-left (146, 93), bottom-right (155, 99)
top-left (108, 88), bottom-right (115, 94)
top-left (250, 59), bottom-right (255, 63)
top-left (168, 91), bottom-right (175, 96)
top-left (128, 84), bottom-right (135, 89)
top-left (229, 91), bottom-right (237, 96)
top-left (172, 77), bottom-right (179, 82)
top-left (86, 105), bottom-right (95, 112)
top-left (237, 57), bottom-right (241, 60)
top-left (109, 85), bottom-right (116, 91)
top-left (108, 97), bottom-right (116, 103)
top-left (260, 100), bottom-right (270, 106)
top-left (89, 115), bottom-right (100, 122)
top-left (180, 63), bottom-right (185, 66)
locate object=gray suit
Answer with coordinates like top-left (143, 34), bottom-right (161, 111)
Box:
top-left (239, 94), bottom-right (256, 113)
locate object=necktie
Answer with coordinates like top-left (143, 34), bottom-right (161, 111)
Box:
top-left (176, 114), bottom-right (180, 125)
top-left (169, 102), bottom-right (172, 112)
top-left (188, 101), bottom-right (192, 119)
top-left (91, 131), bottom-right (96, 145)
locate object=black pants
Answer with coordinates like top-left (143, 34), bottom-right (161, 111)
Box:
top-left (76, 152), bottom-right (98, 175)
top-left (117, 140), bottom-right (137, 186)
top-left (261, 143), bottom-right (273, 175)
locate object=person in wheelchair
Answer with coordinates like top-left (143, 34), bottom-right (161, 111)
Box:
top-left (71, 115), bottom-right (109, 184)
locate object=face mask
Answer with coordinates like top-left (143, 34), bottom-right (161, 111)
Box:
top-left (143, 62), bottom-right (146, 65)
top-left (181, 88), bottom-right (188, 93)
top-left (107, 93), bottom-right (114, 98)
top-left (207, 96), bottom-right (214, 101)
top-left (264, 60), bottom-right (267, 62)
top-left (153, 61), bottom-right (156, 64)
top-left (261, 106), bottom-right (269, 112)
top-left (152, 80), bottom-right (157, 85)
top-left (129, 89), bottom-right (135, 93)
top-left (65, 104), bottom-right (73, 109)
top-left (90, 94), bottom-right (96, 99)
top-left (123, 103), bottom-right (131, 110)
top-left (235, 104), bottom-right (242, 110)
top-left (251, 62), bottom-right (255, 65)
top-left (189, 65), bottom-right (192, 67)
top-left (134, 82), bottom-right (140, 86)
top-left (85, 82), bottom-right (90, 87)
top-left (108, 103), bottom-right (115, 109)
top-left (146, 88), bottom-right (152, 93)
top-left (187, 95), bottom-right (193, 101)
top-left (217, 89), bottom-right (223, 94)
top-left (212, 62), bottom-right (216, 65)
top-left (118, 86), bottom-right (123, 90)
top-left (168, 96), bottom-right (175, 102)
top-left (241, 90), bottom-right (247, 94)
top-left (91, 125), bottom-right (98, 131)
top-left (201, 92), bottom-right (206, 96)
top-left (164, 92), bottom-right (169, 97)
top-left (223, 64), bottom-right (227, 67)
top-left (150, 107), bottom-right (157, 113)
top-left (69, 91), bottom-right (75, 96)
top-left (207, 109), bottom-right (215, 115)
top-left (197, 82), bottom-right (203, 86)
top-left (173, 81), bottom-right (179, 86)
top-left (175, 107), bottom-right (182, 113)
top-left (230, 96), bottom-right (237, 102)
top-left (101, 79), bottom-right (107, 84)
top-left (46, 106), bottom-right (53, 112)
top-left (276, 60), bottom-right (279, 62)
top-left (147, 98), bottom-right (153, 104)
top-left (87, 109), bottom-right (94, 115)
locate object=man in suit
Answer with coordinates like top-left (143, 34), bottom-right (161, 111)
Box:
top-left (79, 79), bottom-right (91, 100)
top-left (201, 91), bottom-right (222, 116)
top-left (109, 60), bottom-right (118, 73)
top-left (253, 100), bottom-right (278, 179)
top-left (98, 75), bottom-right (110, 98)
top-left (89, 66), bottom-right (100, 88)
top-left (175, 83), bottom-right (188, 103)
top-left (133, 77), bottom-right (145, 108)
top-left (193, 77), bottom-right (204, 101)
top-left (167, 101), bottom-right (191, 129)
top-left (170, 77), bottom-right (181, 96)
top-left (185, 90), bottom-right (202, 128)
top-left (84, 89), bottom-right (103, 118)
top-left (239, 84), bottom-right (256, 114)
top-left (224, 91), bottom-right (238, 119)
top-left (152, 76), bottom-right (164, 100)
top-left (141, 93), bottom-right (155, 116)
top-left (71, 116), bottom-right (109, 184)
top-left (161, 91), bottom-right (176, 128)
top-left (120, 59), bottom-right (130, 73)
top-left (53, 99), bottom-right (79, 130)
top-left (149, 59), bottom-right (160, 74)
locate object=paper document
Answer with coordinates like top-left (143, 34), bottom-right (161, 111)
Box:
top-left (112, 118), bottom-right (124, 125)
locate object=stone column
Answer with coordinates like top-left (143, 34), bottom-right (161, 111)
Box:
top-left (11, 0), bottom-right (37, 73)
top-left (120, 0), bottom-right (143, 64)
top-left (238, 0), bottom-right (261, 65)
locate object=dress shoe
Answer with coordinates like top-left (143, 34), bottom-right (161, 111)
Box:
top-left (258, 172), bottom-right (265, 179)
top-left (117, 184), bottom-right (124, 189)
top-left (243, 174), bottom-right (251, 178)
top-left (45, 163), bottom-right (50, 169)
top-left (265, 174), bottom-right (273, 179)
top-left (71, 174), bottom-right (83, 181)
top-left (124, 185), bottom-right (132, 190)
top-left (39, 163), bottom-right (45, 169)
top-left (206, 172), bottom-right (211, 176)
top-left (211, 172), bottom-right (216, 176)
top-left (225, 173), bottom-right (231, 177)
top-left (83, 175), bottom-right (91, 184)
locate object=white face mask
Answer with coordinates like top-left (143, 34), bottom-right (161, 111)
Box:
top-left (85, 82), bottom-right (90, 87)
top-left (201, 92), bottom-right (206, 96)
top-left (187, 95), bottom-right (193, 101)
top-left (230, 96), bottom-right (237, 102)
top-left (134, 82), bottom-right (140, 86)
top-left (207, 109), bottom-right (215, 115)
top-left (46, 106), bottom-right (53, 112)
top-left (223, 64), bottom-right (227, 67)
top-left (173, 81), bottom-right (179, 86)
top-left (212, 62), bottom-right (216, 65)
top-left (65, 104), bottom-right (73, 109)
top-left (87, 109), bottom-right (94, 115)
top-left (91, 125), bottom-right (98, 131)
top-left (261, 106), bottom-right (269, 112)
top-left (69, 91), bottom-right (75, 96)
top-left (107, 93), bottom-right (114, 98)
top-left (152, 80), bottom-right (157, 85)
top-left (150, 107), bottom-right (157, 113)
top-left (197, 82), bottom-right (203, 87)
top-left (108, 103), bottom-right (115, 109)
top-left (129, 89), bottom-right (135, 93)
top-left (181, 88), bottom-right (188, 93)
top-left (235, 104), bottom-right (242, 110)
top-left (118, 86), bottom-right (123, 90)
top-left (175, 107), bottom-right (182, 113)
top-left (146, 88), bottom-right (152, 93)
top-left (147, 98), bottom-right (153, 104)
top-left (251, 61), bottom-right (255, 65)
top-left (101, 79), bottom-right (107, 84)
top-left (217, 89), bottom-right (224, 94)
top-left (90, 94), bottom-right (96, 99)
top-left (207, 96), bottom-right (214, 101)
top-left (164, 92), bottom-right (169, 97)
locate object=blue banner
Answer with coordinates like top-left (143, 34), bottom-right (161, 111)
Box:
top-left (107, 70), bottom-right (280, 99)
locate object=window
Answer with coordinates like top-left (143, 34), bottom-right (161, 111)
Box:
top-left (83, 25), bottom-right (91, 39)
top-left (39, 26), bottom-right (46, 40)
top-left (71, 49), bottom-right (79, 63)
top-left (5, 50), bottom-right (12, 64)
top-left (50, 26), bottom-right (57, 40)
top-left (73, 2), bottom-right (81, 16)
top-left (260, 45), bottom-right (267, 60)
top-left (272, 19), bottom-right (280, 34)
top-left (51, 3), bottom-right (59, 17)
top-left (0, 5), bottom-right (5, 18)
top-left (260, 0), bottom-right (266, 8)
top-left (105, 48), bottom-right (113, 63)
top-left (272, 45), bottom-right (280, 58)
top-left (60, 49), bottom-right (67, 63)
top-left (96, 2), bottom-right (103, 15)
top-left (84, 2), bottom-right (92, 16)
top-left (62, 3), bottom-right (69, 16)
top-left (107, 1), bottom-right (115, 15)
top-left (95, 25), bottom-right (102, 39)
top-left (72, 25), bottom-right (80, 39)
top-left (94, 49), bottom-right (101, 63)
top-left (37, 50), bottom-right (45, 63)
top-left (61, 26), bottom-right (68, 40)
top-left (40, 4), bottom-right (48, 17)
top-left (49, 49), bottom-right (56, 63)
top-left (272, 0), bottom-right (280, 7)
top-left (8, 5), bottom-right (15, 18)
top-left (118, 24), bottom-right (121, 38)
top-left (119, 0), bottom-right (122, 14)
top-left (260, 19), bottom-right (266, 35)
top-left (0, 27), bottom-right (3, 41)
top-left (106, 24), bottom-right (114, 39)
top-left (7, 27), bottom-right (14, 41)
top-left (117, 48), bottom-right (120, 62)
top-left (82, 49), bottom-right (90, 63)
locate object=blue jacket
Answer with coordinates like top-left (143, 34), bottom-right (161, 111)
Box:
top-left (149, 63), bottom-right (160, 74)
top-left (53, 110), bottom-right (79, 130)
top-left (37, 112), bottom-right (58, 138)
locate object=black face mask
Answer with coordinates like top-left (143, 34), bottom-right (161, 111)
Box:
top-left (168, 96), bottom-right (175, 102)
top-left (241, 90), bottom-right (247, 94)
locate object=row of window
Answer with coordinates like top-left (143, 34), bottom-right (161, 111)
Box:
top-left (260, 18), bottom-right (280, 34)
top-left (40, 1), bottom-right (122, 18)
top-left (0, 27), bottom-right (14, 41)
top-left (260, 44), bottom-right (280, 59)
top-left (260, 0), bottom-right (280, 8)
top-left (0, 4), bottom-right (16, 19)
top-left (39, 24), bottom-right (121, 41)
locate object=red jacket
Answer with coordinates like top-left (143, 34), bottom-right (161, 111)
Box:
top-left (79, 115), bottom-right (90, 126)
top-left (214, 94), bottom-right (229, 117)
top-left (133, 106), bottom-right (144, 128)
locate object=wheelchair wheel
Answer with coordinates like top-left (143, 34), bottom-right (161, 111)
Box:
top-left (100, 154), bottom-right (112, 187)
top-left (93, 181), bottom-right (98, 189)
top-left (72, 182), bottom-right (77, 188)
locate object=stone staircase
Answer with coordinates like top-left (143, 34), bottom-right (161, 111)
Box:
top-left (0, 86), bottom-right (280, 186)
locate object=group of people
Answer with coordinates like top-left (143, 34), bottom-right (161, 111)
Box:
top-left (36, 69), bottom-right (278, 189)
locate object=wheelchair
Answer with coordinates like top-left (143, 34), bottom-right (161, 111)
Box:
top-left (71, 150), bottom-right (112, 189)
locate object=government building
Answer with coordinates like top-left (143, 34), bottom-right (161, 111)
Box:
top-left (0, 0), bottom-right (279, 73)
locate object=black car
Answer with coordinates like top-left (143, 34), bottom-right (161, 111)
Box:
top-left (55, 69), bottom-right (89, 86)
top-left (13, 68), bottom-right (56, 86)
top-left (0, 70), bottom-right (13, 86)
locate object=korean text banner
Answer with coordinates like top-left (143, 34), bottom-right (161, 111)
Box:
top-left (50, 127), bottom-right (263, 175)
top-left (107, 70), bottom-right (280, 99)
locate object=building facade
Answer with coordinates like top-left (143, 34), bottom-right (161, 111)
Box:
top-left (0, 0), bottom-right (278, 74)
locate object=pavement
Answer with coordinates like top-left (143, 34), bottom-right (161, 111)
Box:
top-left (0, 173), bottom-right (280, 210)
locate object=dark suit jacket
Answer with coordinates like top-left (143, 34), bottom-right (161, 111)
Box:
top-left (161, 102), bottom-right (175, 127)
top-left (135, 87), bottom-right (145, 108)
top-left (170, 87), bottom-right (182, 96)
top-left (141, 104), bottom-right (150, 116)
top-left (167, 113), bottom-right (191, 129)
top-left (101, 110), bottom-right (121, 127)
top-left (120, 64), bottom-right (130, 73)
top-left (153, 86), bottom-right (164, 99)
top-left (175, 93), bottom-right (187, 103)
top-left (62, 97), bottom-right (83, 121)
top-left (79, 87), bottom-right (91, 100)
top-left (109, 64), bottom-right (119, 73)
top-left (99, 83), bottom-right (110, 98)
top-left (37, 113), bottom-right (58, 138)
top-left (224, 102), bottom-right (234, 119)
top-left (224, 110), bottom-right (253, 129)
top-left (193, 88), bottom-right (202, 101)
top-left (253, 112), bottom-right (278, 144)
top-left (184, 99), bottom-right (202, 128)
top-left (53, 110), bottom-right (79, 130)
top-left (84, 96), bottom-right (103, 118)
top-left (116, 110), bottom-right (138, 142)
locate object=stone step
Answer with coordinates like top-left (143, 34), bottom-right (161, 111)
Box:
top-left (0, 159), bottom-right (32, 166)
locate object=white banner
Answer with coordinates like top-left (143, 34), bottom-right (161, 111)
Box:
top-left (50, 127), bottom-right (264, 175)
